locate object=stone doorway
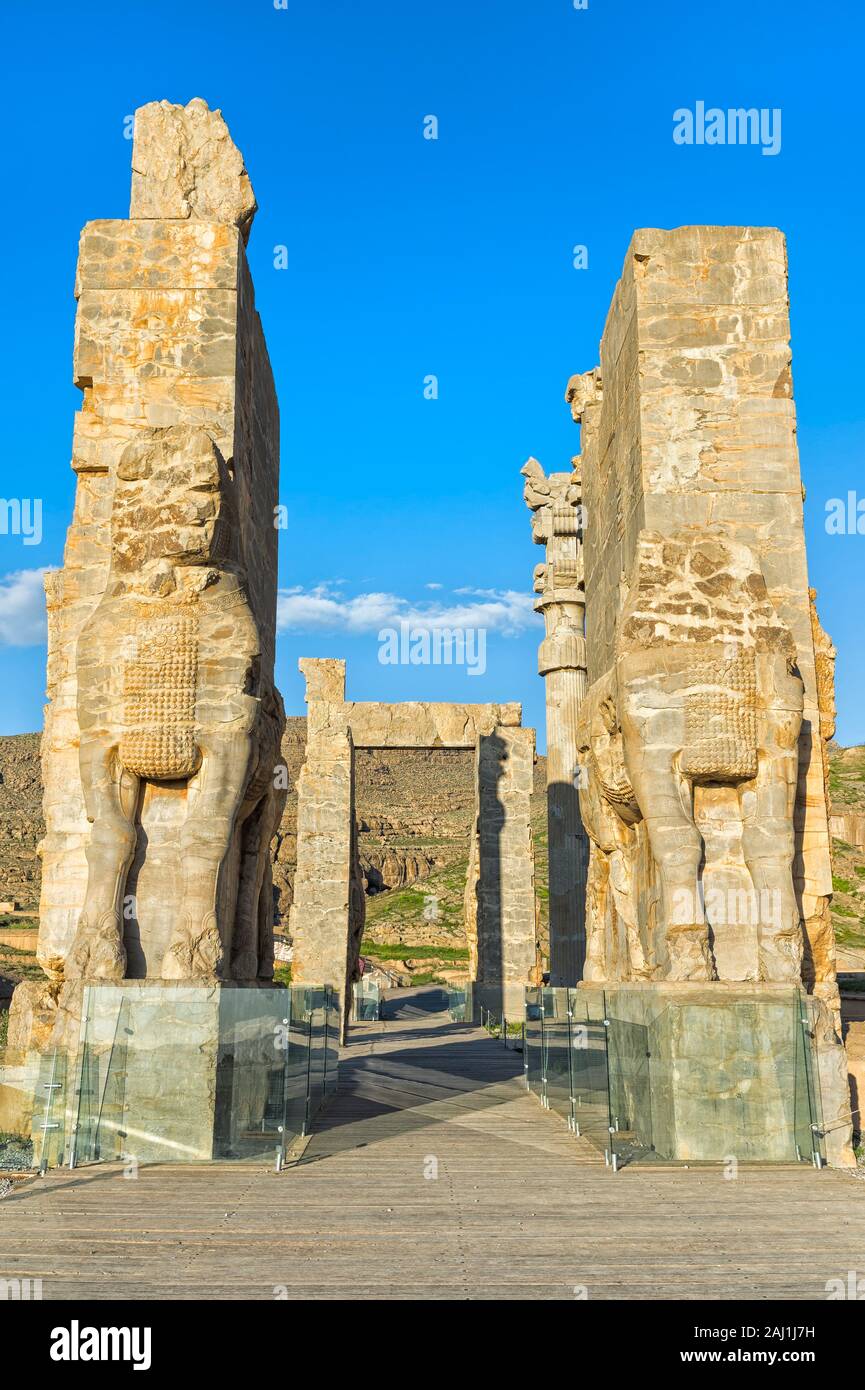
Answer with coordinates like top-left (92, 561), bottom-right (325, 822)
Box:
top-left (288, 660), bottom-right (537, 1028)
top-left (354, 745), bottom-right (477, 993)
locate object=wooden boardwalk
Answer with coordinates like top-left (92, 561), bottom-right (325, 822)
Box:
top-left (2, 987), bottom-right (864, 1300)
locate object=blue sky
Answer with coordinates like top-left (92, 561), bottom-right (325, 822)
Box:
top-left (0, 0), bottom-right (863, 747)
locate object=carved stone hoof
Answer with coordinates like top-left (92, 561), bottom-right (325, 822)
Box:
top-left (758, 931), bottom-right (803, 983)
top-left (64, 913), bottom-right (127, 982)
top-left (230, 949), bottom-right (258, 983)
top-left (161, 913), bottom-right (222, 980)
top-left (664, 923), bottom-right (714, 982)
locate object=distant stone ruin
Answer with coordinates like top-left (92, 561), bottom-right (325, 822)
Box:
top-left (289, 659), bottom-right (537, 1025)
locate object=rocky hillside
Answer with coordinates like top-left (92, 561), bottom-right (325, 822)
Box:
top-left (353, 746), bottom-right (548, 983)
top-left (827, 744), bottom-right (865, 971)
top-left (0, 736), bottom-right (42, 911)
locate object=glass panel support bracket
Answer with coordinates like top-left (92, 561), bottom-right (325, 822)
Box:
top-left (605, 1132), bottom-right (619, 1173)
top-left (811, 1125), bottom-right (824, 1170)
top-left (67, 1000), bottom-right (91, 1171)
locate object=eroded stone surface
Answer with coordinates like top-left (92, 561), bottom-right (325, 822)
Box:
top-left (26, 100), bottom-right (282, 1006)
top-left (569, 226), bottom-right (852, 1165)
top-left (130, 98), bottom-right (257, 244)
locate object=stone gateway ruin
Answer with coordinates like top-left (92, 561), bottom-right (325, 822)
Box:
top-left (0, 103), bottom-right (854, 1172)
top-left (526, 226), bottom-right (853, 1165)
top-left (34, 99), bottom-right (284, 1000)
top-left (288, 658), bottom-right (537, 1029)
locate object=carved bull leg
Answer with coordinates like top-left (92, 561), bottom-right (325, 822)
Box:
top-left (619, 686), bottom-right (713, 980)
top-left (230, 792), bottom-right (271, 982)
top-left (161, 732), bottom-right (253, 980)
top-left (66, 741), bottom-right (139, 981)
top-left (582, 842), bottom-right (610, 982)
top-left (256, 861), bottom-right (276, 982)
top-left (621, 744), bottom-right (711, 980)
top-left (256, 783), bottom-right (284, 980)
top-left (739, 721), bottom-right (804, 983)
top-left (609, 844), bottom-right (651, 980)
top-left (645, 801), bottom-right (712, 981)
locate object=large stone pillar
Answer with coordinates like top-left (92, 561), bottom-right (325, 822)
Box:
top-left (5, 100), bottom-right (288, 1162)
top-left (472, 726), bottom-right (537, 1019)
top-left (288, 660), bottom-right (363, 1035)
top-left (570, 225), bottom-right (853, 1166)
top-left (522, 458), bottom-right (590, 984)
top-left (29, 97), bottom-right (283, 996)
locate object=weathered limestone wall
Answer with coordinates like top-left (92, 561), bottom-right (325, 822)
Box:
top-left (581, 227), bottom-right (833, 989)
top-left (289, 659), bottom-right (535, 1021)
top-left (36, 100), bottom-right (282, 984)
top-left (572, 226), bottom-right (851, 1164)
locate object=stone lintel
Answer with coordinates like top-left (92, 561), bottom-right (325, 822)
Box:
top-left (299, 657), bottom-right (521, 748)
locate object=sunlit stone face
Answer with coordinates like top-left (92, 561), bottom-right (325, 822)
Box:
top-left (110, 425), bottom-right (234, 572)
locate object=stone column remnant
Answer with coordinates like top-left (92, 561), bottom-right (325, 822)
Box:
top-left (31, 98), bottom-right (284, 998)
top-left (521, 430), bottom-right (595, 984)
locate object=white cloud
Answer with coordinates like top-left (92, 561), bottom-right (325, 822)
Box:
top-left (276, 583), bottom-right (539, 638)
top-left (425, 581), bottom-right (443, 590)
top-left (0, 568), bottom-right (51, 646)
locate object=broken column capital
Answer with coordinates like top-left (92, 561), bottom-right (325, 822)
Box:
top-left (521, 457), bottom-right (583, 550)
top-left (564, 367), bottom-right (603, 424)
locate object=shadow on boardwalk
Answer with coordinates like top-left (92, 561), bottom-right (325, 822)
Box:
top-left (302, 986), bottom-right (534, 1162)
top-left (3, 986), bottom-right (865, 1299)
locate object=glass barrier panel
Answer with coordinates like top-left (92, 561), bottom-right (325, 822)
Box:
top-left (352, 978), bottom-right (381, 1022)
top-left (4, 982), bottom-right (343, 1171)
top-left (34, 1049), bottom-right (68, 1171)
top-left (214, 987), bottom-right (291, 1162)
top-left (606, 1012), bottom-right (653, 1168)
top-left (283, 986), bottom-right (312, 1143)
top-left (524, 988), bottom-right (544, 1100)
top-left (448, 987), bottom-right (470, 1022)
top-left (0, 1047), bottom-right (62, 1172)
top-left (541, 988), bottom-right (572, 1123)
top-left (797, 993), bottom-right (825, 1167)
top-left (62, 984), bottom-right (293, 1166)
top-left (606, 986), bottom-right (813, 1168)
top-left (305, 986), bottom-right (327, 1127)
top-left (567, 988), bottom-right (613, 1161)
top-left (70, 984), bottom-right (128, 1166)
top-left (321, 986), bottom-right (341, 1099)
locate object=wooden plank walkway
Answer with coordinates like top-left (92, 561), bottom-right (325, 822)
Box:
top-left (2, 987), bottom-right (864, 1299)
